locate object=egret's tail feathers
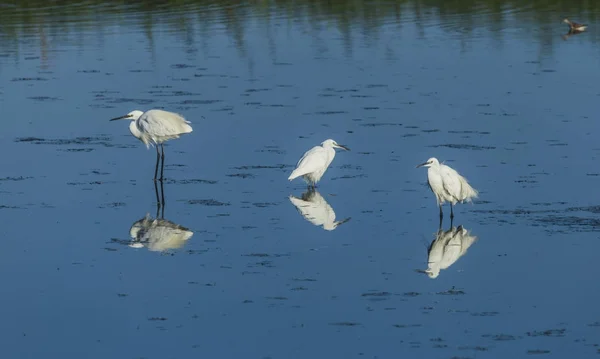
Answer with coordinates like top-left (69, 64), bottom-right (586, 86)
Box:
top-left (288, 169), bottom-right (303, 181)
top-left (461, 180), bottom-right (479, 202)
top-left (181, 122), bottom-right (193, 134)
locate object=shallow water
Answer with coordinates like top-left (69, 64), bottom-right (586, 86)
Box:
top-left (1, 1), bottom-right (600, 358)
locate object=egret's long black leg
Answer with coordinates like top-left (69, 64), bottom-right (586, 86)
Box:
top-left (450, 204), bottom-right (455, 220)
top-left (159, 144), bottom-right (166, 182)
top-left (439, 204), bottom-right (444, 220)
top-left (438, 215), bottom-right (443, 230)
top-left (154, 145), bottom-right (161, 181)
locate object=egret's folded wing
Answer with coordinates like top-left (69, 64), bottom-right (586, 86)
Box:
top-left (440, 165), bottom-right (463, 202)
top-left (292, 146), bottom-right (328, 176)
top-left (137, 110), bottom-right (192, 137)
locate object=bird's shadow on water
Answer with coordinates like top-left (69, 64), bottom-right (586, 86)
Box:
top-left (288, 188), bottom-right (351, 231)
top-left (111, 181), bottom-right (194, 253)
top-left (416, 217), bottom-right (478, 279)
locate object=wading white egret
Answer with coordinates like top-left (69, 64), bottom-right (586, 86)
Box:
top-left (288, 139), bottom-right (349, 187)
top-left (419, 225), bottom-right (477, 279)
top-left (110, 109), bottom-right (193, 181)
top-left (289, 189), bottom-right (350, 231)
top-left (416, 157), bottom-right (478, 219)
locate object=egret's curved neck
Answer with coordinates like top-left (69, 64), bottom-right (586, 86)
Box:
top-left (129, 120), bottom-right (143, 140)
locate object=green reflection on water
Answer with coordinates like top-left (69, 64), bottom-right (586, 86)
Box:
top-left (0, 0), bottom-right (596, 60)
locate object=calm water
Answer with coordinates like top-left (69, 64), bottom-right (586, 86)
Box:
top-left (1, 1), bottom-right (600, 358)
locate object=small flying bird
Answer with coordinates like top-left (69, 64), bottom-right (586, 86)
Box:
top-left (563, 18), bottom-right (587, 32)
top-left (416, 157), bottom-right (478, 219)
top-left (289, 189), bottom-right (351, 231)
top-left (288, 139), bottom-right (350, 187)
top-left (110, 109), bottom-right (193, 181)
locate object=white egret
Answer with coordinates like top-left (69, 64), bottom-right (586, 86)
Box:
top-left (420, 225), bottom-right (478, 279)
top-left (289, 189), bottom-right (350, 231)
top-left (416, 157), bottom-right (478, 219)
top-left (110, 109), bottom-right (193, 181)
top-left (288, 139), bottom-right (349, 187)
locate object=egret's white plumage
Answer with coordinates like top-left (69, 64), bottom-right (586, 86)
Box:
top-left (289, 189), bottom-right (350, 231)
top-left (423, 225), bottom-right (477, 279)
top-left (129, 214), bottom-right (194, 252)
top-left (110, 109), bottom-right (193, 180)
top-left (288, 139), bottom-right (349, 186)
top-left (417, 157), bottom-right (478, 218)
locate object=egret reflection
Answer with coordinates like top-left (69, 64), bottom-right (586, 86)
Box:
top-left (118, 181), bottom-right (193, 252)
top-left (289, 189), bottom-right (350, 231)
top-left (420, 222), bottom-right (477, 279)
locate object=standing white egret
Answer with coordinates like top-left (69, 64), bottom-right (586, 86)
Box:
top-left (288, 139), bottom-right (349, 187)
top-left (110, 109), bottom-right (193, 181)
top-left (416, 157), bottom-right (478, 219)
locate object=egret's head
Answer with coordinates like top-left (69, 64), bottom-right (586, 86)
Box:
top-left (425, 268), bottom-right (440, 279)
top-left (562, 18), bottom-right (570, 24)
top-left (110, 110), bottom-right (144, 122)
top-left (415, 268), bottom-right (440, 279)
top-left (322, 139), bottom-right (350, 151)
top-left (416, 157), bottom-right (439, 168)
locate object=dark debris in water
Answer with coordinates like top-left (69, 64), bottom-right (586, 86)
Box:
top-left (11, 77), bottom-right (48, 81)
top-left (458, 346), bottom-right (488, 351)
top-left (361, 291), bottom-right (392, 300)
top-left (0, 176), bottom-right (33, 182)
top-left (99, 202), bottom-right (126, 208)
top-left (314, 111), bottom-right (348, 115)
top-left (526, 329), bottom-right (565, 337)
top-left (243, 253), bottom-right (290, 258)
top-left (329, 322), bottom-right (361, 327)
top-left (186, 199), bottom-right (230, 206)
top-left (67, 181), bottom-right (105, 186)
top-left (471, 311), bottom-right (499, 317)
top-left (227, 173), bottom-right (255, 179)
top-left (403, 292), bottom-right (421, 297)
top-left (430, 144), bottom-right (496, 150)
top-left (233, 164), bottom-right (292, 170)
top-left (332, 174), bottom-right (367, 180)
top-left (393, 324), bottom-right (422, 329)
top-left (482, 333), bottom-right (519, 341)
top-left (437, 287), bottom-right (465, 295)
top-left (59, 148), bottom-right (94, 152)
top-left (165, 179), bottom-right (217, 185)
top-left (15, 136), bottom-right (118, 148)
top-left (527, 349), bottom-right (551, 355)
top-left (360, 122), bottom-right (402, 127)
top-left (28, 96), bottom-right (61, 101)
top-left (253, 202), bottom-right (278, 208)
